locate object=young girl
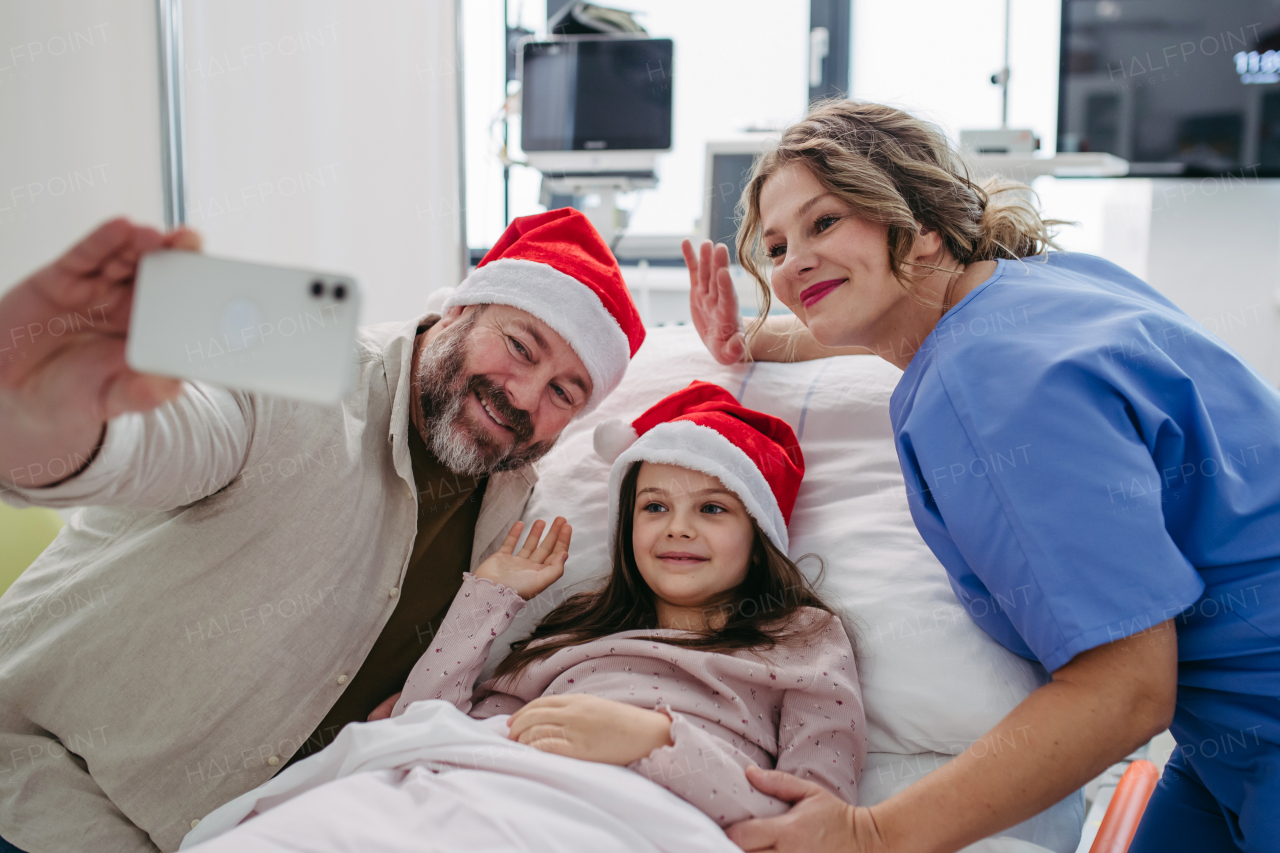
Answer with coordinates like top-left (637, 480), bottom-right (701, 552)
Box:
top-left (183, 381), bottom-right (864, 850)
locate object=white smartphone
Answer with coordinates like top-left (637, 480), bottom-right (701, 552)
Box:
top-left (126, 251), bottom-right (363, 405)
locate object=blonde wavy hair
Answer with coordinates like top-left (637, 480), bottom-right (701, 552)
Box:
top-left (736, 99), bottom-right (1070, 329)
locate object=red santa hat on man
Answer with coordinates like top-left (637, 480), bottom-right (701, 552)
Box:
top-left (426, 208), bottom-right (644, 413)
top-left (593, 381), bottom-right (805, 553)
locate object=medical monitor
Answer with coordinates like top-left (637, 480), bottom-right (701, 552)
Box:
top-left (1058, 0), bottom-right (1280, 175)
top-left (703, 136), bottom-right (776, 263)
top-left (520, 36), bottom-right (673, 154)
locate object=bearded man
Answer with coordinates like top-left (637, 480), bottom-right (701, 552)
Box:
top-left (0, 208), bottom-right (644, 853)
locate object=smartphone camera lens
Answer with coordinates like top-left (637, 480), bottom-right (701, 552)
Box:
top-left (310, 280), bottom-right (325, 298)
top-left (333, 284), bottom-right (347, 301)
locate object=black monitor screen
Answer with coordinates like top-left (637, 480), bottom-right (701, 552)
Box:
top-left (1059, 0), bottom-right (1280, 174)
top-left (709, 153), bottom-right (755, 263)
top-left (521, 37), bottom-right (673, 152)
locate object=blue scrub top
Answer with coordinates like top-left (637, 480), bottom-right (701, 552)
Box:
top-left (891, 252), bottom-right (1280, 697)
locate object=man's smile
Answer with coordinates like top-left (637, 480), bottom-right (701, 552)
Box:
top-left (474, 388), bottom-right (512, 431)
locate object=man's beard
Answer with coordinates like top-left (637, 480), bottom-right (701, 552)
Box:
top-left (414, 314), bottom-right (557, 478)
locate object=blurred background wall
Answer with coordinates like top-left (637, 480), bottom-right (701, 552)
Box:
top-left (0, 0), bottom-right (464, 327)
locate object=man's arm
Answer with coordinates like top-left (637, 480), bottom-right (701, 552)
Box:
top-left (0, 715), bottom-right (161, 853)
top-left (0, 381), bottom-right (257, 513)
top-left (728, 620), bottom-right (1178, 853)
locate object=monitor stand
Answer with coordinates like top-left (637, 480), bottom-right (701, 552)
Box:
top-left (536, 169), bottom-right (658, 248)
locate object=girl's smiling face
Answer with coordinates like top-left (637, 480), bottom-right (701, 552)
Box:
top-left (630, 462), bottom-right (755, 630)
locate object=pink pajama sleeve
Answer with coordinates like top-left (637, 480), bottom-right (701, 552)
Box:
top-left (391, 573), bottom-right (527, 717)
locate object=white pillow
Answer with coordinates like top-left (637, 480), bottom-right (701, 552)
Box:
top-left (480, 326), bottom-right (1081, 852)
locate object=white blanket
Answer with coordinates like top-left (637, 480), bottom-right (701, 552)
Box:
top-left (180, 700), bottom-right (741, 853)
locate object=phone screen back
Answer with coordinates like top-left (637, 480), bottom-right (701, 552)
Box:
top-left (126, 251), bottom-right (362, 405)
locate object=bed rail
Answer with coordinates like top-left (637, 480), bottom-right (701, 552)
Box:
top-left (1084, 759), bottom-right (1160, 853)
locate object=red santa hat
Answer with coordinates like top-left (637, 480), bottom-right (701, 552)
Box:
top-left (428, 208), bottom-right (644, 413)
top-left (593, 381), bottom-right (804, 552)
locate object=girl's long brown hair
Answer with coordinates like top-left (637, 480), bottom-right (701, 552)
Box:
top-left (482, 461), bottom-right (846, 692)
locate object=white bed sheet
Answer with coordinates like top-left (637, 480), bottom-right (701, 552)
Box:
top-left (180, 700), bottom-right (739, 853)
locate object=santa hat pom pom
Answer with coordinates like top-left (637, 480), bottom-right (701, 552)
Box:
top-left (593, 418), bottom-right (638, 463)
top-left (425, 287), bottom-right (455, 316)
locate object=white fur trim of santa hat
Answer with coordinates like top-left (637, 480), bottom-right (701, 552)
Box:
top-left (443, 258), bottom-right (630, 414)
top-left (592, 417), bottom-right (639, 463)
top-left (424, 286), bottom-right (453, 316)
top-left (603, 420), bottom-right (789, 554)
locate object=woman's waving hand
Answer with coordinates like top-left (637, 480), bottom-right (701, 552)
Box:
top-left (684, 239), bottom-right (747, 365)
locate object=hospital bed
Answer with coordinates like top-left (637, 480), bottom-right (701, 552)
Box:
top-left (480, 324), bottom-right (1154, 853)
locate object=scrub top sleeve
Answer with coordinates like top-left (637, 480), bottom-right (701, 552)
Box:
top-left (925, 355), bottom-right (1206, 673)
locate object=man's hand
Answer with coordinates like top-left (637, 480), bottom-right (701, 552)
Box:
top-left (506, 694), bottom-right (673, 766)
top-left (474, 517), bottom-right (570, 600)
top-left (684, 238), bottom-right (747, 365)
top-left (727, 766), bottom-right (884, 853)
top-left (0, 217), bottom-right (201, 487)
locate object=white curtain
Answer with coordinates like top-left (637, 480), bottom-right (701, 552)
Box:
top-left (181, 0), bottom-right (464, 325)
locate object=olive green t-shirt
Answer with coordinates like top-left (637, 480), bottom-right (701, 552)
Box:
top-left (285, 423), bottom-right (487, 766)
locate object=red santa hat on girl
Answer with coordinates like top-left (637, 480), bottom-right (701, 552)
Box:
top-left (593, 381), bottom-right (804, 553)
top-left (427, 208), bottom-right (644, 413)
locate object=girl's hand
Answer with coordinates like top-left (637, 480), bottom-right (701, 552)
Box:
top-left (684, 238), bottom-right (747, 365)
top-left (506, 694), bottom-right (673, 766)
top-left (727, 766), bottom-right (888, 852)
top-left (367, 691), bottom-right (401, 721)
top-left (474, 517), bottom-right (571, 601)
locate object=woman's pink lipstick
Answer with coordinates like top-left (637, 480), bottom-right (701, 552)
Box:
top-left (799, 278), bottom-right (845, 308)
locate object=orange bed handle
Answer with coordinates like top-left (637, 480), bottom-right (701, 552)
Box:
top-left (1089, 759), bottom-right (1161, 853)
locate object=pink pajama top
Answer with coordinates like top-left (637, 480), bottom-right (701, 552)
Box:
top-left (390, 573), bottom-right (867, 827)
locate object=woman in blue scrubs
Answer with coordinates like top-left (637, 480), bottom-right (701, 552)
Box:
top-left (688, 100), bottom-right (1280, 853)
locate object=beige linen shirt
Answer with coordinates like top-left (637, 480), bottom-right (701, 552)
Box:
top-left (0, 315), bottom-right (536, 853)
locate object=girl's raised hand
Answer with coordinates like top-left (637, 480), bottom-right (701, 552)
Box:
top-left (474, 517), bottom-right (571, 600)
top-left (683, 238), bottom-right (747, 365)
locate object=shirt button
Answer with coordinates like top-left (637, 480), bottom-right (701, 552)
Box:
top-left (389, 587), bottom-right (399, 598)
top-left (267, 755), bottom-right (280, 766)
top-left (190, 819), bottom-right (200, 829)
top-left (337, 674), bottom-right (348, 685)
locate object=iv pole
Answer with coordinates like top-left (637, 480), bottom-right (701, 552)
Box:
top-left (998, 0), bottom-right (1008, 126)
top-left (996, 0), bottom-right (1011, 128)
